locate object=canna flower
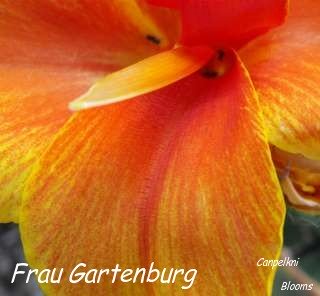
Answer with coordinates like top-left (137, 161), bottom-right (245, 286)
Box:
top-left (0, 0), bottom-right (319, 295)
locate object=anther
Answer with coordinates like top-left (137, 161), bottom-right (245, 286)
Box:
top-left (146, 34), bottom-right (161, 45)
top-left (200, 48), bottom-right (233, 79)
top-left (217, 49), bottom-right (225, 61)
top-left (201, 69), bottom-right (219, 78)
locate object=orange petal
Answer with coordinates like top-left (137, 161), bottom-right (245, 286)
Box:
top-left (0, 0), bottom-right (178, 222)
top-left (20, 52), bottom-right (284, 295)
top-left (148, 0), bottom-right (288, 48)
top-left (69, 46), bottom-right (213, 110)
top-left (240, 0), bottom-right (320, 160)
top-left (0, 66), bottom-right (99, 222)
top-left (0, 1), bottom-right (179, 71)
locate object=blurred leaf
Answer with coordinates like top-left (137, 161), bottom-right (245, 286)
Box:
top-left (273, 208), bottom-right (320, 295)
top-left (273, 269), bottom-right (310, 296)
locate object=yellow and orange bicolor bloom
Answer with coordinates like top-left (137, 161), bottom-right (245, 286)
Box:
top-left (0, 0), bottom-right (319, 295)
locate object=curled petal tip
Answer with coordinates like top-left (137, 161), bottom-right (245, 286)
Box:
top-left (68, 99), bottom-right (84, 111)
top-left (68, 46), bottom-right (213, 111)
top-left (69, 94), bottom-right (106, 111)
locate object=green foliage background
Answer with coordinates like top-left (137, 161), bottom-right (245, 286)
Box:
top-left (273, 209), bottom-right (320, 295)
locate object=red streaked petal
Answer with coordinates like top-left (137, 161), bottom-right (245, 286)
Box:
top-left (69, 46), bottom-right (213, 110)
top-left (0, 0), bottom-right (179, 71)
top-left (148, 0), bottom-right (288, 48)
top-left (240, 0), bottom-right (320, 160)
top-left (20, 51), bottom-right (284, 295)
